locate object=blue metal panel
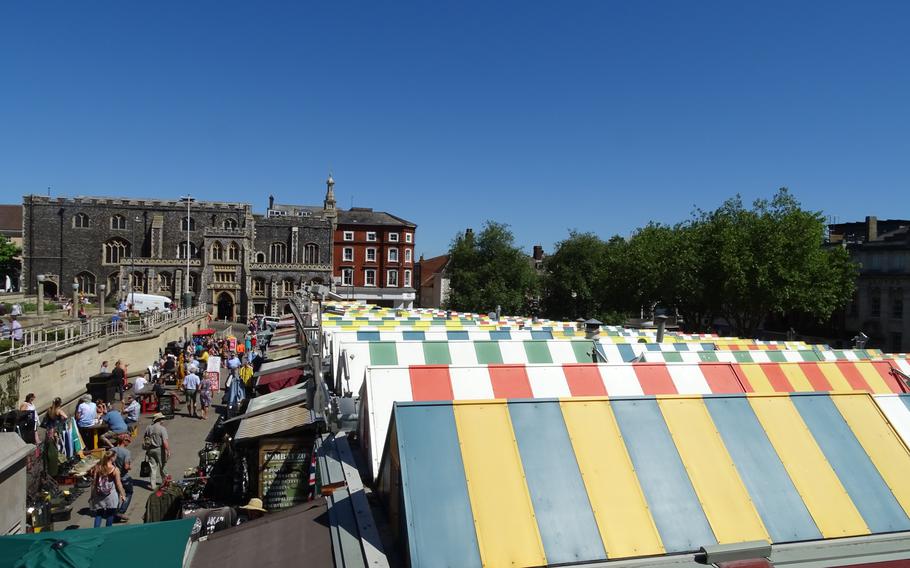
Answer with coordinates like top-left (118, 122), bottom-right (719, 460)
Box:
top-left (702, 343), bottom-right (716, 351)
top-left (530, 330), bottom-right (553, 340)
top-left (705, 396), bottom-right (822, 542)
top-left (611, 399), bottom-right (716, 552)
top-left (791, 394), bottom-right (910, 533)
top-left (402, 330), bottom-right (425, 340)
top-left (446, 330), bottom-right (469, 340)
top-left (617, 344), bottom-right (637, 362)
top-left (356, 330), bottom-right (380, 341)
top-left (675, 343), bottom-right (689, 351)
top-left (645, 343), bottom-right (660, 351)
top-left (395, 404), bottom-right (482, 567)
top-left (489, 330), bottom-right (512, 340)
top-left (508, 401), bottom-right (607, 563)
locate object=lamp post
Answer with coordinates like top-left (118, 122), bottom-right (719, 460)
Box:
top-left (98, 284), bottom-right (106, 316)
top-left (72, 281), bottom-right (79, 320)
top-left (37, 274), bottom-right (45, 316)
top-left (180, 195), bottom-right (195, 308)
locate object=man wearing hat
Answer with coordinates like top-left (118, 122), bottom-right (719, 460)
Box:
top-left (236, 497), bottom-right (267, 524)
top-left (142, 413), bottom-right (170, 487)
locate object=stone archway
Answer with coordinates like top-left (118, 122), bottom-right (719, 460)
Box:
top-left (43, 280), bottom-right (59, 298)
top-left (216, 291), bottom-right (235, 321)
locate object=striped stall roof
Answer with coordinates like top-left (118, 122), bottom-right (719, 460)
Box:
top-left (639, 348), bottom-right (883, 364)
top-left (378, 393), bottom-right (910, 566)
top-left (333, 339), bottom-right (717, 396)
top-left (359, 361), bottom-right (907, 478)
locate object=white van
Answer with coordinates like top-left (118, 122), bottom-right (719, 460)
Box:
top-left (126, 293), bottom-right (172, 313)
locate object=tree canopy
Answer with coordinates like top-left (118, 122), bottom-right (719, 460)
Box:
top-left (445, 221), bottom-right (539, 315)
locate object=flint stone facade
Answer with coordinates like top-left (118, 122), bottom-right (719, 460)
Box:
top-left (22, 195), bottom-right (333, 321)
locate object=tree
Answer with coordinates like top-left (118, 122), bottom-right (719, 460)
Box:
top-left (541, 231), bottom-right (607, 320)
top-left (0, 235), bottom-right (21, 286)
top-left (446, 222), bottom-right (539, 315)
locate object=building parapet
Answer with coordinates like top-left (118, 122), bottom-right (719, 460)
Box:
top-left (24, 194), bottom-right (251, 211)
top-left (122, 258), bottom-right (202, 267)
top-left (250, 262), bottom-right (331, 272)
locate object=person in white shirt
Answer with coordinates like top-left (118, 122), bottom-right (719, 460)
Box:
top-left (10, 317), bottom-right (23, 342)
top-left (123, 395), bottom-right (140, 426)
top-left (132, 374), bottom-right (148, 394)
top-left (183, 372), bottom-right (201, 417)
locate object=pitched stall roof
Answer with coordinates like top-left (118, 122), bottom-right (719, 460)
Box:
top-left (378, 394), bottom-right (910, 567)
top-left (360, 361), bottom-right (907, 478)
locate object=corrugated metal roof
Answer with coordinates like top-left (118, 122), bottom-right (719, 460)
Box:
top-left (235, 403), bottom-right (315, 441)
top-left (378, 393), bottom-right (910, 567)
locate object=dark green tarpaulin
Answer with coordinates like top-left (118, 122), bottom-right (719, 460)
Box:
top-left (0, 518), bottom-right (193, 568)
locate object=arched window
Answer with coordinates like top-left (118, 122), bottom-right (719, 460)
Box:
top-left (255, 252), bottom-right (266, 263)
top-left (223, 218), bottom-right (238, 230)
top-left (211, 241), bottom-right (224, 261)
top-left (107, 273), bottom-right (120, 297)
top-left (110, 215), bottom-right (127, 230)
top-left (282, 278), bottom-right (295, 296)
top-left (76, 271), bottom-right (96, 295)
top-left (188, 272), bottom-right (198, 292)
top-left (228, 241), bottom-right (240, 261)
top-left (177, 242), bottom-right (199, 260)
top-left (181, 217), bottom-right (196, 231)
top-left (103, 238), bottom-right (130, 264)
top-left (304, 243), bottom-right (319, 264)
top-left (73, 213), bottom-right (90, 228)
top-left (130, 271), bottom-right (145, 292)
top-left (252, 278), bottom-right (266, 296)
top-left (270, 242), bottom-right (286, 263)
top-left (158, 272), bottom-right (172, 292)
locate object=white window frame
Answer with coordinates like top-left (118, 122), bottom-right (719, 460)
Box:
top-left (404, 269), bottom-right (412, 288)
top-left (405, 232), bottom-right (413, 243)
top-left (341, 269), bottom-right (354, 286)
top-left (343, 231), bottom-right (354, 241)
top-left (387, 269), bottom-right (399, 287)
top-left (388, 248), bottom-right (399, 262)
top-left (342, 247), bottom-right (354, 262)
top-left (365, 247), bottom-right (377, 262)
top-left (364, 269), bottom-right (376, 287)
top-left (366, 231), bottom-right (377, 242)
top-left (404, 249), bottom-right (412, 263)
top-left (388, 232), bottom-right (399, 243)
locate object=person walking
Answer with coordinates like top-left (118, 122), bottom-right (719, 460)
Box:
top-left (183, 369), bottom-right (201, 417)
top-left (143, 413), bottom-right (170, 488)
top-left (226, 352), bottom-right (241, 383)
top-left (89, 450), bottom-right (126, 527)
top-left (112, 434), bottom-right (133, 522)
top-left (199, 372), bottom-right (213, 420)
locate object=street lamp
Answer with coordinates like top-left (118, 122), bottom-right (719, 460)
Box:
top-left (180, 195), bottom-right (195, 308)
top-left (36, 274), bottom-right (45, 316)
top-left (98, 284), bottom-right (106, 316)
top-left (72, 281), bottom-right (79, 320)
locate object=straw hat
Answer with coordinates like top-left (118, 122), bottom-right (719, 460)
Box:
top-left (152, 412), bottom-right (166, 422)
top-left (239, 497), bottom-right (267, 513)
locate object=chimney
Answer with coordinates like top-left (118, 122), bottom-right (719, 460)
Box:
top-left (532, 245), bottom-right (544, 261)
top-left (865, 216), bottom-right (878, 242)
top-left (268, 194), bottom-right (275, 210)
top-left (655, 315), bottom-right (668, 343)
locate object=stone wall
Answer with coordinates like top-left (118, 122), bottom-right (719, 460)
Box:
top-left (0, 314), bottom-right (209, 413)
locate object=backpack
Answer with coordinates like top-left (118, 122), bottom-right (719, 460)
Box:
top-left (95, 472), bottom-right (114, 497)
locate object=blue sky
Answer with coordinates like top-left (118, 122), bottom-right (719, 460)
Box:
top-left (1, 2), bottom-right (908, 257)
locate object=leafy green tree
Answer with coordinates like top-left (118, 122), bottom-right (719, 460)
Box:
top-left (541, 231), bottom-right (607, 320)
top-left (446, 222), bottom-right (539, 315)
top-left (0, 235), bottom-right (21, 285)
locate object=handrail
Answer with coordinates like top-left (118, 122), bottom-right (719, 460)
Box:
top-left (1, 305), bottom-right (207, 358)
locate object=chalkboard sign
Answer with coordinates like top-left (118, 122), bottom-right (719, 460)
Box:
top-left (259, 439), bottom-right (311, 511)
top-left (158, 394), bottom-right (175, 416)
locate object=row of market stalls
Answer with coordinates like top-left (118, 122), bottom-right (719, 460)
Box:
top-left (317, 301), bottom-right (910, 567)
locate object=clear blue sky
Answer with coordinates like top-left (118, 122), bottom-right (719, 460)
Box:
top-left (2, 2), bottom-right (908, 258)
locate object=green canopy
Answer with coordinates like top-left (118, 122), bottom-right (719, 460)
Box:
top-left (0, 519), bottom-right (194, 568)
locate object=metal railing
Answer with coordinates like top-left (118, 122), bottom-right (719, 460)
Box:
top-left (1, 305), bottom-right (207, 358)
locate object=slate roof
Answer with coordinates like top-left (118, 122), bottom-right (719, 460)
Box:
top-left (338, 207), bottom-right (416, 228)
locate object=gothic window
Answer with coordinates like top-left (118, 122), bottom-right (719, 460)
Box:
top-left (304, 243), bottom-right (319, 264)
top-left (188, 272), bottom-right (198, 292)
top-left (103, 238), bottom-right (130, 264)
top-left (223, 218), bottom-right (238, 230)
top-left (177, 242), bottom-right (199, 259)
top-left (270, 242), bottom-right (286, 263)
top-left (211, 241), bottom-right (224, 261)
top-left (158, 272), bottom-right (172, 292)
top-left (76, 271), bottom-right (96, 295)
top-left (255, 251), bottom-right (266, 263)
top-left (282, 278), bottom-right (295, 296)
top-left (110, 215), bottom-right (127, 230)
top-left (73, 213), bottom-right (90, 228)
top-left (107, 273), bottom-right (119, 297)
top-left (252, 278), bottom-right (266, 296)
top-left (228, 241), bottom-right (240, 261)
top-left (181, 216), bottom-right (196, 231)
top-left (130, 271), bottom-right (145, 292)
